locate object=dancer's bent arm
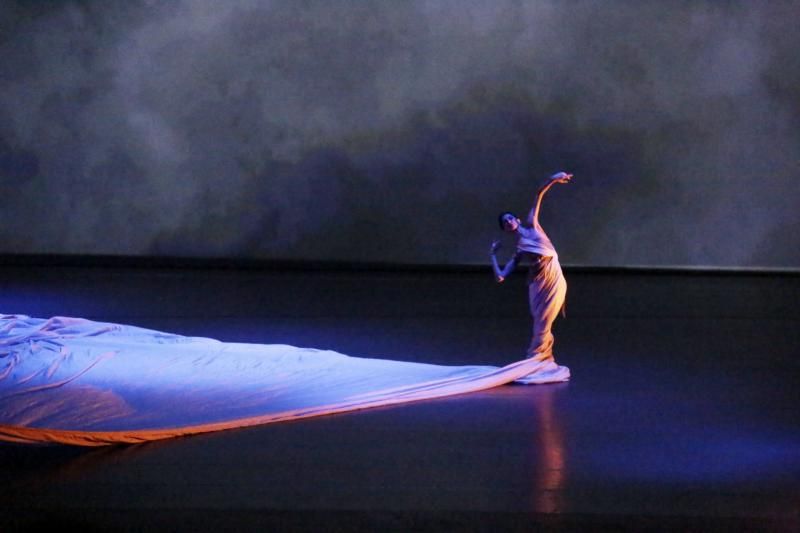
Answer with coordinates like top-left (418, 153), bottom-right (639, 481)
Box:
top-left (490, 241), bottom-right (520, 283)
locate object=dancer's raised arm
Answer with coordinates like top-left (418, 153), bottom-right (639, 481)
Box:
top-left (527, 171), bottom-right (573, 228)
top-left (489, 240), bottom-right (521, 283)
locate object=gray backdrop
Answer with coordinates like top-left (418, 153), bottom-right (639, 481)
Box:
top-left (1, 0), bottom-right (798, 267)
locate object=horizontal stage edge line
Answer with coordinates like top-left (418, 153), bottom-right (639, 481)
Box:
top-left (1, 254), bottom-right (799, 277)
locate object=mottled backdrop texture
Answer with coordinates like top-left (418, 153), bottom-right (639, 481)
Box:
top-left (1, 0), bottom-right (798, 267)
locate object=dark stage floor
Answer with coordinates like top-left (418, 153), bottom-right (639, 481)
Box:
top-left (1, 262), bottom-right (799, 531)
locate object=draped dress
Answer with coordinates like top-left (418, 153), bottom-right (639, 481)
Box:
top-left (515, 225), bottom-right (568, 367)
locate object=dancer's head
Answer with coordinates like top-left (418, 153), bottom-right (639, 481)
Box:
top-left (498, 212), bottom-right (519, 232)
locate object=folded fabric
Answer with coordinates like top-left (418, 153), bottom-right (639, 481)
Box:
top-left (0, 314), bottom-right (569, 446)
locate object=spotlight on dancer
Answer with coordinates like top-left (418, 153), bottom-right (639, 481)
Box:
top-left (490, 171), bottom-right (572, 383)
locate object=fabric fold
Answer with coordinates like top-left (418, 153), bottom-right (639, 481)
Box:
top-left (0, 314), bottom-right (569, 446)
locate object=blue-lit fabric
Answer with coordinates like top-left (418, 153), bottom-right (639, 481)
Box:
top-left (0, 315), bottom-right (569, 446)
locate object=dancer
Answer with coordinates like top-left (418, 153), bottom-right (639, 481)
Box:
top-left (490, 171), bottom-right (572, 373)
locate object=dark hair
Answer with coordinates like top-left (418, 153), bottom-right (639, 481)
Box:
top-left (497, 211), bottom-right (517, 230)
top-left (498, 211), bottom-right (516, 230)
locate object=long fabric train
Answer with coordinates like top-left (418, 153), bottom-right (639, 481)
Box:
top-left (0, 315), bottom-right (569, 446)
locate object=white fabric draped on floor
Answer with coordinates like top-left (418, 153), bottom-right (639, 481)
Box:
top-left (0, 315), bottom-right (569, 446)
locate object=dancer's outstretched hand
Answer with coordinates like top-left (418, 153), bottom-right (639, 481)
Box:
top-left (490, 240), bottom-right (502, 254)
top-left (550, 171), bottom-right (573, 184)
